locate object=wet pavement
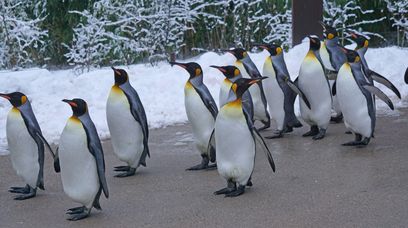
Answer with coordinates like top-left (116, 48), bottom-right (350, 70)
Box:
top-left (1, 110), bottom-right (408, 227)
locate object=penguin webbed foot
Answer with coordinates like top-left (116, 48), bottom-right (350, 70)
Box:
top-left (225, 185), bottom-right (245, 197)
top-left (114, 167), bottom-right (136, 177)
top-left (342, 135), bottom-right (370, 147)
top-left (214, 180), bottom-right (236, 195)
top-left (114, 165), bottom-right (130, 171)
top-left (186, 155), bottom-right (213, 171)
top-left (302, 126), bottom-right (319, 137)
top-left (345, 131), bottom-right (352, 134)
top-left (67, 207), bottom-right (90, 221)
top-left (266, 130), bottom-right (283, 139)
top-left (13, 187), bottom-right (36, 200)
top-left (206, 163), bottom-right (217, 170)
top-left (9, 185), bottom-right (30, 194)
top-left (312, 129), bottom-right (326, 140)
top-left (66, 206), bottom-right (86, 214)
top-left (256, 120), bottom-right (270, 131)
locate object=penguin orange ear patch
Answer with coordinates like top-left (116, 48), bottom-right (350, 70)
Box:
top-left (232, 83), bottom-right (238, 93)
top-left (276, 47), bottom-right (282, 55)
top-left (234, 69), bottom-right (240, 76)
top-left (195, 68), bottom-right (201, 76)
top-left (327, 33), bottom-right (334, 39)
top-left (21, 96), bottom-right (27, 104)
top-left (355, 56), bottom-right (361, 62)
top-left (364, 40), bottom-right (369, 47)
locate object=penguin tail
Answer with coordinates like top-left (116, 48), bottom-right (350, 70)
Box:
top-left (140, 160), bottom-right (147, 167)
top-left (38, 181), bottom-right (45, 191)
top-left (93, 200), bottom-right (102, 210)
top-left (93, 188), bottom-right (103, 210)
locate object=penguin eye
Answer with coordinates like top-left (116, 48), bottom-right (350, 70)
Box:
top-left (195, 68), bottom-right (201, 76)
top-left (327, 33), bottom-right (334, 39)
top-left (21, 96), bottom-right (27, 105)
top-left (234, 69), bottom-right (240, 76)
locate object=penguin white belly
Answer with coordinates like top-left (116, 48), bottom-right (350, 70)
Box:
top-left (262, 58), bottom-right (285, 130)
top-left (185, 82), bottom-right (215, 154)
top-left (337, 66), bottom-right (372, 138)
top-left (298, 55), bottom-right (332, 129)
top-left (6, 108), bottom-right (39, 188)
top-left (235, 62), bottom-right (267, 121)
top-left (59, 117), bottom-right (99, 208)
top-left (219, 79), bottom-right (232, 108)
top-left (107, 86), bottom-right (144, 168)
top-left (215, 103), bottom-right (255, 186)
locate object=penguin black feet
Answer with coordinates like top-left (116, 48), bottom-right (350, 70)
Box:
top-left (66, 206), bottom-right (90, 221)
top-left (342, 134), bottom-right (370, 147)
top-left (266, 130), bottom-right (284, 139)
top-left (186, 155), bottom-right (216, 171)
top-left (225, 185), bottom-right (245, 198)
top-left (312, 129), bottom-right (326, 140)
top-left (257, 120), bottom-right (270, 131)
top-left (330, 114), bottom-right (343, 123)
top-left (303, 126), bottom-right (319, 137)
top-left (114, 166), bottom-right (136, 177)
top-left (10, 185), bottom-right (36, 200)
top-left (345, 131), bottom-right (352, 134)
top-left (214, 180), bottom-right (236, 195)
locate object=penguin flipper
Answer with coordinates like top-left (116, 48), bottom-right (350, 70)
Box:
top-left (332, 81), bottom-right (337, 96)
top-left (206, 129), bottom-right (216, 163)
top-left (362, 85), bottom-right (394, 110)
top-left (286, 80), bottom-right (311, 109)
top-left (404, 67), bottom-right (408, 84)
top-left (194, 84), bottom-right (218, 120)
top-left (35, 132), bottom-right (57, 158)
top-left (253, 129), bottom-right (275, 172)
top-left (370, 71), bottom-right (401, 99)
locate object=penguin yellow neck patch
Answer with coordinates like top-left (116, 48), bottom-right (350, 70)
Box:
top-left (185, 81), bottom-right (193, 90)
top-left (111, 85), bottom-right (123, 94)
top-left (68, 116), bottom-right (81, 124)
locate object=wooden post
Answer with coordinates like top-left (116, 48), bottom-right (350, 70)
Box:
top-left (292, 0), bottom-right (323, 46)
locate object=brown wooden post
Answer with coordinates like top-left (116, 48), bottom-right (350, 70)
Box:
top-left (292, 0), bottom-right (323, 46)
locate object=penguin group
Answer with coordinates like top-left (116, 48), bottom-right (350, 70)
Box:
top-left (0, 21), bottom-right (404, 221)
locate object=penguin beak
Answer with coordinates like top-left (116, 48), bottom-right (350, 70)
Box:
top-left (253, 44), bottom-right (269, 50)
top-left (62, 99), bottom-right (78, 108)
top-left (210, 65), bottom-right (226, 73)
top-left (0, 93), bottom-right (11, 100)
top-left (350, 33), bottom-right (358, 39)
top-left (111, 66), bottom-right (121, 75)
top-left (169, 62), bottom-right (187, 69)
top-left (318, 21), bottom-right (327, 29)
top-left (221, 49), bottom-right (234, 55)
top-left (248, 77), bottom-right (267, 85)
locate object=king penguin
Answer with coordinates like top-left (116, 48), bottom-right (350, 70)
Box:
top-left (170, 62), bottom-right (217, 170)
top-left (255, 44), bottom-right (311, 138)
top-left (59, 99), bottom-right (109, 220)
top-left (224, 48), bottom-right (271, 130)
top-left (319, 22), bottom-right (347, 123)
top-left (210, 65), bottom-right (253, 119)
top-left (107, 67), bottom-right (149, 177)
top-left (350, 32), bottom-right (401, 98)
top-left (297, 36), bottom-right (332, 140)
top-left (336, 49), bottom-right (394, 147)
top-left (0, 92), bottom-right (57, 200)
top-left (214, 77), bottom-right (275, 197)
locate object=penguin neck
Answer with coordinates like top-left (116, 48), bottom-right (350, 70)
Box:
top-left (228, 74), bottom-right (242, 83)
top-left (325, 37), bottom-right (339, 47)
top-left (356, 47), bottom-right (367, 56)
top-left (271, 54), bottom-right (284, 68)
top-left (188, 75), bottom-right (203, 88)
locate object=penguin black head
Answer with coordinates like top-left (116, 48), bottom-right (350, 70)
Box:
top-left (319, 21), bottom-right (338, 40)
top-left (224, 48), bottom-right (247, 60)
top-left (232, 77), bottom-right (267, 98)
top-left (254, 44), bottom-right (283, 56)
top-left (308, 35), bottom-right (321, 50)
top-left (111, 67), bottom-right (128, 85)
top-left (62, 98), bottom-right (88, 117)
top-left (341, 48), bottom-right (361, 63)
top-left (0, 92), bottom-right (28, 107)
top-left (350, 33), bottom-right (369, 50)
top-left (170, 62), bottom-right (203, 79)
top-left (210, 65), bottom-right (240, 79)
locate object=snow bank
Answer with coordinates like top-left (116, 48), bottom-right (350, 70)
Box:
top-left (0, 43), bottom-right (407, 155)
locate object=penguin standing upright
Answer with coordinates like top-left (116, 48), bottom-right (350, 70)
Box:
top-left (59, 99), bottom-right (109, 220)
top-left (350, 33), bottom-right (401, 98)
top-left (297, 36), bottom-right (332, 140)
top-left (170, 62), bottom-right (217, 170)
top-left (224, 48), bottom-right (271, 130)
top-left (107, 67), bottom-right (149, 177)
top-left (214, 77), bottom-right (275, 197)
top-left (336, 49), bottom-right (394, 146)
top-left (319, 22), bottom-right (347, 123)
top-left (255, 44), bottom-right (311, 138)
top-left (210, 65), bottom-right (253, 118)
top-left (0, 92), bottom-right (56, 200)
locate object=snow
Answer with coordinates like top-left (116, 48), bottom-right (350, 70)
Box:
top-left (0, 42), bottom-right (407, 155)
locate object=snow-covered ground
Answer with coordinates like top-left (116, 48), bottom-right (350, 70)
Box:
top-left (0, 42), bottom-right (407, 155)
